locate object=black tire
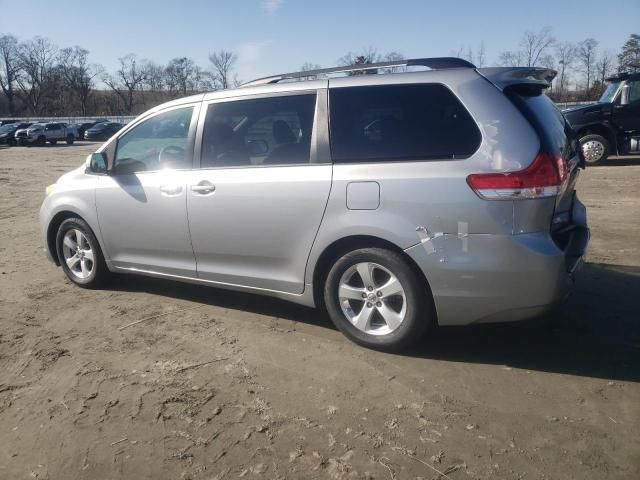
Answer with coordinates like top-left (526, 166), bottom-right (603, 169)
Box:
top-left (579, 134), bottom-right (609, 165)
top-left (66, 135), bottom-right (74, 145)
top-left (55, 217), bottom-right (109, 288)
top-left (7, 138), bottom-right (16, 147)
top-left (49, 139), bottom-right (57, 145)
top-left (36, 136), bottom-right (46, 146)
top-left (323, 247), bottom-right (433, 351)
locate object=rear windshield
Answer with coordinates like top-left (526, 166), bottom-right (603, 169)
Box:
top-left (329, 84), bottom-right (481, 163)
top-left (508, 89), bottom-right (572, 157)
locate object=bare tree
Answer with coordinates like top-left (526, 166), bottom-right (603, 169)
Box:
top-left (58, 46), bottom-right (102, 115)
top-left (208, 50), bottom-right (237, 89)
top-left (555, 42), bottom-right (576, 100)
top-left (476, 41), bottom-right (487, 68)
top-left (15, 36), bottom-right (58, 114)
top-left (498, 50), bottom-right (524, 67)
top-left (144, 61), bottom-right (166, 92)
top-left (103, 54), bottom-right (147, 114)
top-left (577, 38), bottom-right (598, 98)
top-left (338, 48), bottom-right (381, 75)
top-left (0, 34), bottom-right (20, 115)
top-left (596, 50), bottom-right (615, 94)
top-left (165, 57), bottom-right (197, 97)
top-left (381, 51), bottom-right (406, 73)
top-left (298, 62), bottom-right (322, 81)
top-left (520, 26), bottom-right (555, 67)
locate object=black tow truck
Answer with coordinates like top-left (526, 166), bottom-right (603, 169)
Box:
top-left (564, 72), bottom-right (640, 164)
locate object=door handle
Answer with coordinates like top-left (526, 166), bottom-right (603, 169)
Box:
top-left (159, 185), bottom-right (183, 195)
top-left (191, 181), bottom-right (216, 195)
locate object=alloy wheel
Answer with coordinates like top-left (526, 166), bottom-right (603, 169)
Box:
top-left (338, 262), bottom-right (407, 335)
top-left (62, 229), bottom-right (95, 279)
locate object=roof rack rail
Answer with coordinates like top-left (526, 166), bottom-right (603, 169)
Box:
top-left (241, 57), bottom-right (476, 87)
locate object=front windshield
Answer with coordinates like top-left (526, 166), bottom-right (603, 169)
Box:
top-left (599, 82), bottom-right (620, 103)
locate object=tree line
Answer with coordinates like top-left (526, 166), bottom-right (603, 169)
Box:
top-left (1, 30), bottom-right (639, 118)
top-left (0, 34), bottom-right (241, 117)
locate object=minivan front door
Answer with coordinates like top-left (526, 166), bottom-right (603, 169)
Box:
top-left (95, 105), bottom-right (199, 277)
top-left (186, 90), bottom-right (331, 294)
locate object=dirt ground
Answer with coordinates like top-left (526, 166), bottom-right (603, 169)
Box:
top-left (1, 143), bottom-right (639, 480)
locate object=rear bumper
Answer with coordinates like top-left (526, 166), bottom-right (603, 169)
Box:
top-left (405, 197), bottom-right (589, 326)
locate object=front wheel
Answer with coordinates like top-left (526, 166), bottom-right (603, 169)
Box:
top-left (55, 217), bottom-right (109, 288)
top-left (49, 139), bottom-right (57, 145)
top-left (580, 134), bottom-right (609, 164)
top-left (66, 135), bottom-right (74, 145)
top-left (323, 247), bottom-right (433, 351)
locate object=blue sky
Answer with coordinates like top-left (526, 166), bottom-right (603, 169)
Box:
top-left (1, 0), bottom-right (638, 82)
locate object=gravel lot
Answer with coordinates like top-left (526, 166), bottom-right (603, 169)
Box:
top-left (1, 143), bottom-right (639, 480)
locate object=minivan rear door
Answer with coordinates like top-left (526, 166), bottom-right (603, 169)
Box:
top-left (185, 88), bottom-right (332, 294)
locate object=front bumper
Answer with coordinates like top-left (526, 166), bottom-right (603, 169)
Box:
top-left (405, 196), bottom-right (589, 326)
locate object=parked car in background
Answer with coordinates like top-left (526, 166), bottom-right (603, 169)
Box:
top-left (564, 71), bottom-right (640, 164)
top-left (21, 122), bottom-right (77, 146)
top-left (84, 122), bottom-right (123, 141)
top-left (0, 119), bottom-right (17, 126)
top-left (40, 57), bottom-right (589, 351)
top-left (70, 119), bottom-right (110, 140)
top-left (15, 123), bottom-right (43, 145)
top-left (0, 122), bottom-right (32, 146)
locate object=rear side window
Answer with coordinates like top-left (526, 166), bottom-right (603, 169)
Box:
top-left (329, 84), bottom-right (481, 163)
top-left (201, 93), bottom-right (316, 168)
top-left (508, 89), bottom-right (571, 157)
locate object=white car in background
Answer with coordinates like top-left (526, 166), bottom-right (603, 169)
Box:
top-left (20, 122), bottom-right (77, 146)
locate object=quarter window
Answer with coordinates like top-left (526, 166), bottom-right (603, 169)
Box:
top-left (200, 93), bottom-right (316, 168)
top-left (329, 84), bottom-right (481, 162)
top-left (114, 107), bottom-right (194, 174)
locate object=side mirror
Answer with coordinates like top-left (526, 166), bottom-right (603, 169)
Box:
top-left (620, 84), bottom-right (630, 106)
top-left (246, 139), bottom-right (268, 156)
top-left (88, 152), bottom-right (108, 174)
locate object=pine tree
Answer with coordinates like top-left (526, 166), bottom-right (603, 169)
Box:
top-left (617, 34), bottom-right (640, 73)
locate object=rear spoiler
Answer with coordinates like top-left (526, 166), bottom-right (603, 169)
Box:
top-left (476, 67), bottom-right (557, 91)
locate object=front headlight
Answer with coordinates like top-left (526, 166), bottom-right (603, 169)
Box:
top-left (45, 184), bottom-right (57, 196)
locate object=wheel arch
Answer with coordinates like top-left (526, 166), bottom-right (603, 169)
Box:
top-left (310, 234), bottom-right (437, 323)
top-left (46, 210), bottom-right (104, 266)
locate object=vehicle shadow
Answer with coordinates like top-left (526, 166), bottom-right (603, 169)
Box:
top-left (112, 273), bottom-right (330, 329)
top-left (111, 262), bottom-right (640, 382)
top-left (410, 262), bottom-right (640, 382)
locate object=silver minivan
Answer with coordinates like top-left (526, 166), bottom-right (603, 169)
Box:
top-left (40, 57), bottom-right (589, 350)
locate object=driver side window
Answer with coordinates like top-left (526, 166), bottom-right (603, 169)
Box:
top-left (628, 80), bottom-right (640, 104)
top-left (114, 106), bottom-right (194, 174)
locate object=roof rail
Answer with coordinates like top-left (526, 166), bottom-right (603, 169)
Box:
top-left (241, 57), bottom-right (476, 87)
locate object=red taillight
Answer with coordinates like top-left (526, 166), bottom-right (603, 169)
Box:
top-left (466, 151), bottom-right (568, 200)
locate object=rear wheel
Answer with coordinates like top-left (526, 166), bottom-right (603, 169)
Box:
top-left (55, 217), bottom-right (108, 288)
top-left (323, 247), bottom-right (432, 351)
top-left (580, 134), bottom-right (609, 164)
